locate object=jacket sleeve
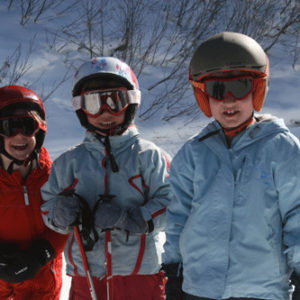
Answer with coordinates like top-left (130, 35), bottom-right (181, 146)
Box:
top-left (41, 157), bottom-right (75, 235)
top-left (163, 143), bottom-right (195, 264)
top-left (276, 137), bottom-right (300, 276)
top-left (138, 145), bottom-right (173, 233)
top-left (40, 228), bottom-right (69, 255)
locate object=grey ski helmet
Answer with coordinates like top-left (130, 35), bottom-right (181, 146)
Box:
top-left (189, 32), bottom-right (269, 117)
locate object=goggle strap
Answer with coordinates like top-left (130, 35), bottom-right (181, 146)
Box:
top-left (72, 96), bottom-right (81, 110)
top-left (127, 90), bottom-right (141, 105)
top-left (190, 80), bottom-right (205, 91)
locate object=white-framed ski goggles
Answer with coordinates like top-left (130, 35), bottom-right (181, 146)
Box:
top-left (72, 87), bottom-right (141, 117)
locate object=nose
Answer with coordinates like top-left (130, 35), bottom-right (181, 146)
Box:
top-left (223, 92), bottom-right (237, 103)
top-left (12, 131), bottom-right (29, 138)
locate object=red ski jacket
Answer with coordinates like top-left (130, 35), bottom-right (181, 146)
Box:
top-left (0, 147), bottom-right (67, 253)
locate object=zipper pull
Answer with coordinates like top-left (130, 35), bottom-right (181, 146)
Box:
top-left (23, 185), bottom-right (29, 205)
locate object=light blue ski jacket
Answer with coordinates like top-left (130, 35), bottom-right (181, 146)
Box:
top-left (163, 115), bottom-right (300, 300)
top-left (41, 126), bottom-right (171, 278)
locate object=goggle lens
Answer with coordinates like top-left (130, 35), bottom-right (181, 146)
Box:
top-left (0, 116), bottom-right (39, 137)
top-left (81, 88), bottom-right (129, 116)
top-left (204, 77), bottom-right (253, 100)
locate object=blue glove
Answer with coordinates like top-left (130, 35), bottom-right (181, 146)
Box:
top-left (161, 263), bottom-right (183, 300)
top-left (53, 195), bottom-right (81, 228)
top-left (291, 271), bottom-right (300, 300)
top-left (94, 202), bottom-right (149, 234)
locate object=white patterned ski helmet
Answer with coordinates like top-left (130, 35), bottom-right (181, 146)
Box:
top-left (72, 57), bottom-right (141, 134)
top-left (72, 57), bottom-right (140, 97)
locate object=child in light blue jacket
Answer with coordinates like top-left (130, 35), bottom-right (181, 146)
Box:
top-left (41, 57), bottom-right (171, 300)
top-left (163, 32), bottom-right (300, 300)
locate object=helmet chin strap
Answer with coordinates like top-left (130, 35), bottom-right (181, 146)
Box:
top-left (0, 142), bottom-right (40, 174)
top-left (86, 122), bottom-right (122, 136)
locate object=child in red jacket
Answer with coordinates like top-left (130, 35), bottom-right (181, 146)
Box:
top-left (0, 85), bottom-right (68, 300)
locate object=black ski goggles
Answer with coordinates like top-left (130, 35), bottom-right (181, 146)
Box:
top-left (80, 88), bottom-right (130, 117)
top-left (195, 76), bottom-right (254, 101)
top-left (0, 115), bottom-right (41, 137)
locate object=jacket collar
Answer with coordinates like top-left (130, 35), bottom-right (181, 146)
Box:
top-left (198, 114), bottom-right (289, 152)
top-left (84, 125), bottom-right (139, 153)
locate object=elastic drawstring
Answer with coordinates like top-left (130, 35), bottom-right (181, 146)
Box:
top-left (104, 135), bottom-right (119, 173)
top-left (5, 150), bottom-right (40, 174)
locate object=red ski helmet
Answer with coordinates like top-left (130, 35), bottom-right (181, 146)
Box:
top-left (0, 85), bottom-right (47, 152)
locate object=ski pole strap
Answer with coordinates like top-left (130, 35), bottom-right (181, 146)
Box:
top-left (74, 192), bottom-right (99, 251)
top-left (59, 188), bottom-right (99, 251)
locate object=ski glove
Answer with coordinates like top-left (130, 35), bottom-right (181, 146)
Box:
top-left (0, 239), bottom-right (55, 283)
top-left (94, 202), bottom-right (149, 234)
top-left (291, 271), bottom-right (300, 300)
top-left (55, 191), bottom-right (98, 251)
top-left (53, 195), bottom-right (82, 228)
top-left (161, 262), bottom-right (183, 300)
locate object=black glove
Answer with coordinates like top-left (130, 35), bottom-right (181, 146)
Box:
top-left (291, 271), bottom-right (300, 300)
top-left (161, 262), bottom-right (183, 300)
top-left (0, 239), bottom-right (55, 283)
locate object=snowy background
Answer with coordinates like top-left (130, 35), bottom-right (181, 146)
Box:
top-left (1, 2), bottom-right (300, 299)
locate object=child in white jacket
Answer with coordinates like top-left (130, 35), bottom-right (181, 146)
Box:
top-left (41, 57), bottom-right (171, 300)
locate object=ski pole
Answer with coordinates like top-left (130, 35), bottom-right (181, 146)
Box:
top-left (74, 226), bottom-right (98, 300)
top-left (105, 230), bottom-right (113, 300)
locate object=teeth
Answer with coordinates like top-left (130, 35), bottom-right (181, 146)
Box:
top-left (101, 122), bottom-right (113, 126)
top-left (13, 144), bottom-right (26, 147)
top-left (225, 110), bottom-right (235, 115)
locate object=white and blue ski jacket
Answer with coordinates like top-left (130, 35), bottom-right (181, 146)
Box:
top-left (41, 126), bottom-right (171, 278)
top-left (163, 114), bottom-right (300, 300)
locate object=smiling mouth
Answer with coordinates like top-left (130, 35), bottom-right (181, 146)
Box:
top-left (98, 122), bottom-right (116, 129)
top-left (12, 144), bottom-right (27, 151)
top-left (224, 110), bottom-right (238, 116)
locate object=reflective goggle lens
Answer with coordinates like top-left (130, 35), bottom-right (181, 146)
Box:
top-left (204, 77), bottom-right (253, 100)
top-left (0, 116), bottom-right (39, 137)
top-left (81, 89), bottom-right (129, 116)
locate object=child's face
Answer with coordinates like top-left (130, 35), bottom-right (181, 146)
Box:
top-left (207, 71), bottom-right (254, 129)
top-left (81, 81), bottom-right (129, 135)
top-left (4, 133), bottom-right (36, 161)
top-left (209, 92), bottom-right (253, 129)
top-left (3, 109), bottom-right (37, 161)
top-left (87, 110), bottom-right (126, 135)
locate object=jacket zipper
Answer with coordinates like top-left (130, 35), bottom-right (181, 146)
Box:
top-left (23, 184), bottom-right (29, 205)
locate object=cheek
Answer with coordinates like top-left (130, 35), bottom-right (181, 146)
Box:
top-left (29, 137), bottom-right (37, 149)
top-left (208, 98), bottom-right (220, 114)
top-left (241, 94), bottom-right (254, 111)
top-left (4, 138), bottom-right (9, 151)
top-left (116, 113), bottom-right (125, 124)
top-left (87, 116), bottom-right (98, 126)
